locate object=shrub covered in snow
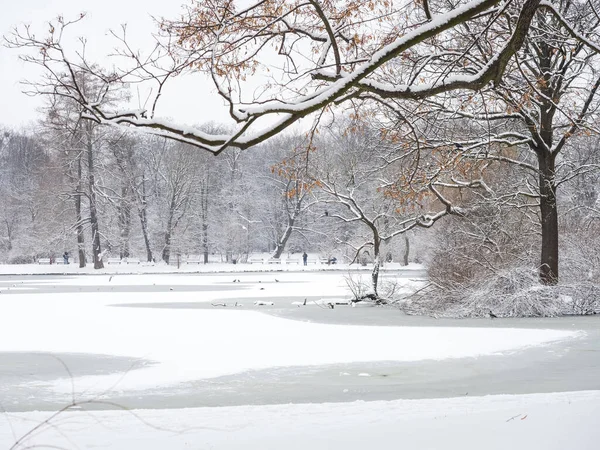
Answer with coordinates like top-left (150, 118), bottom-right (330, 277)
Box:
top-left (404, 266), bottom-right (600, 318)
top-left (344, 272), bottom-right (402, 304)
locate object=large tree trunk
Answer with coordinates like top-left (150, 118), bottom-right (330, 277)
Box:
top-left (139, 207), bottom-right (153, 262)
top-left (75, 212), bottom-right (86, 267)
top-left (86, 126), bottom-right (104, 269)
top-left (162, 213), bottom-right (173, 264)
top-left (138, 175), bottom-right (153, 262)
top-left (535, 39), bottom-right (559, 285)
top-left (162, 194), bottom-right (177, 264)
top-left (202, 222), bottom-right (209, 264)
top-left (538, 152), bottom-right (558, 285)
top-left (272, 223), bottom-right (294, 259)
top-left (66, 147), bottom-right (87, 267)
top-left (402, 234), bottom-right (410, 266)
top-left (75, 153), bottom-right (86, 268)
top-left (200, 180), bottom-right (209, 264)
top-left (4, 220), bottom-right (13, 251)
top-left (371, 235), bottom-right (381, 297)
top-left (162, 230), bottom-right (172, 264)
top-left (118, 186), bottom-right (131, 259)
top-left (273, 188), bottom-right (304, 259)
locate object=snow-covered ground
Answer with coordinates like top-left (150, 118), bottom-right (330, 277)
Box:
top-left (0, 270), bottom-right (597, 449)
top-left (3, 391), bottom-right (599, 450)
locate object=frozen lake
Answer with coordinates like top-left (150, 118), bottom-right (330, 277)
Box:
top-left (1, 270), bottom-right (598, 412)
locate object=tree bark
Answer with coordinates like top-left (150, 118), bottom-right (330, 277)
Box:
top-left (200, 179), bottom-right (209, 264)
top-left (202, 222), bottom-right (209, 264)
top-left (272, 223), bottom-right (294, 259)
top-left (86, 125), bottom-right (104, 269)
top-left (162, 229), bottom-right (172, 264)
top-left (118, 186), bottom-right (131, 259)
top-left (75, 153), bottom-right (86, 268)
top-left (138, 174), bottom-right (153, 262)
top-left (535, 38), bottom-right (558, 285)
top-left (162, 192), bottom-right (178, 264)
top-left (403, 234), bottom-right (410, 266)
top-left (273, 183), bottom-right (304, 259)
top-left (4, 220), bottom-right (13, 251)
top-left (538, 152), bottom-right (558, 285)
top-left (371, 235), bottom-right (381, 296)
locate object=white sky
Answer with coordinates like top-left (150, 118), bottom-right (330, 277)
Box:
top-left (0, 0), bottom-right (232, 129)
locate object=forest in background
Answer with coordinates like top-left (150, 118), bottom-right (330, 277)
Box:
top-left (2, 0), bottom-right (600, 315)
top-left (2, 117), bottom-right (600, 316)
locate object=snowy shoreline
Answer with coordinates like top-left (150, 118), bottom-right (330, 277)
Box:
top-left (0, 261), bottom-right (426, 276)
top-left (3, 391), bottom-right (599, 450)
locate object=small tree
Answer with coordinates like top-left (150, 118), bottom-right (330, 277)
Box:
top-left (311, 121), bottom-right (466, 298)
top-left (265, 136), bottom-right (318, 259)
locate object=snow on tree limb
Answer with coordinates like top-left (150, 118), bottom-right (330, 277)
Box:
top-left (6, 0), bottom-right (562, 154)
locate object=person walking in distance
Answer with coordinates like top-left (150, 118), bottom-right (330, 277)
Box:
top-left (302, 252), bottom-right (308, 266)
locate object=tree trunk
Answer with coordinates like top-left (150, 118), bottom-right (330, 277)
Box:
top-left (118, 186), bottom-right (131, 259)
top-left (538, 152), bottom-right (558, 285)
top-left (138, 175), bottom-right (153, 262)
top-left (403, 234), bottom-right (410, 266)
top-left (200, 180), bottom-right (209, 264)
top-left (86, 126), bottom-right (104, 269)
top-left (162, 193), bottom-right (177, 264)
top-left (273, 190), bottom-right (304, 259)
top-left (272, 223), bottom-right (294, 259)
top-left (75, 154), bottom-right (86, 268)
top-left (371, 236), bottom-right (381, 296)
top-left (202, 222), bottom-right (209, 264)
top-left (535, 40), bottom-right (559, 285)
top-left (162, 229), bottom-right (172, 264)
top-left (4, 220), bottom-right (12, 251)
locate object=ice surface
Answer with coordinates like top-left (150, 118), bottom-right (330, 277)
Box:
top-left (0, 272), bottom-right (579, 394)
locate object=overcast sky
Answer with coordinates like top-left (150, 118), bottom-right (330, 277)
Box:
top-left (0, 0), bottom-right (232, 129)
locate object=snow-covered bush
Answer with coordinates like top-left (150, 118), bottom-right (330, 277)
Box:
top-left (344, 272), bottom-right (401, 304)
top-left (405, 265), bottom-right (600, 318)
top-left (427, 203), bottom-right (537, 286)
top-left (7, 254), bottom-right (34, 264)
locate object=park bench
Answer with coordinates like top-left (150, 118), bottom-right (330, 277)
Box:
top-left (319, 257), bottom-right (329, 264)
top-left (125, 257), bottom-right (140, 264)
top-left (107, 257), bottom-right (121, 265)
top-left (186, 255), bottom-right (203, 264)
top-left (38, 258), bottom-right (68, 264)
top-left (249, 258), bottom-right (264, 264)
top-left (267, 258), bottom-right (281, 264)
top-left (286, 258), bottom-right (300, 264)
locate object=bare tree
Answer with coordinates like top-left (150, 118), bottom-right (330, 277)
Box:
top-left (149, 141), bottom-right (196, 264)
top-left (37, 70), bottom-right (116, 269)
top-left (260, 136), bottom-right (318, 259)
top-left (109, 134), bottom-right (156, 262)
top-left (0, 128), bottom-right (60, 261)
top-left (310, 121), bottom-right (468, 298)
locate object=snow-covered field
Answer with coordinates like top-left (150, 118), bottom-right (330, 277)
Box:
top-left (3, 391), bottom-right (599, 450)
top-left (0, 269), bottom-right (597, 449)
